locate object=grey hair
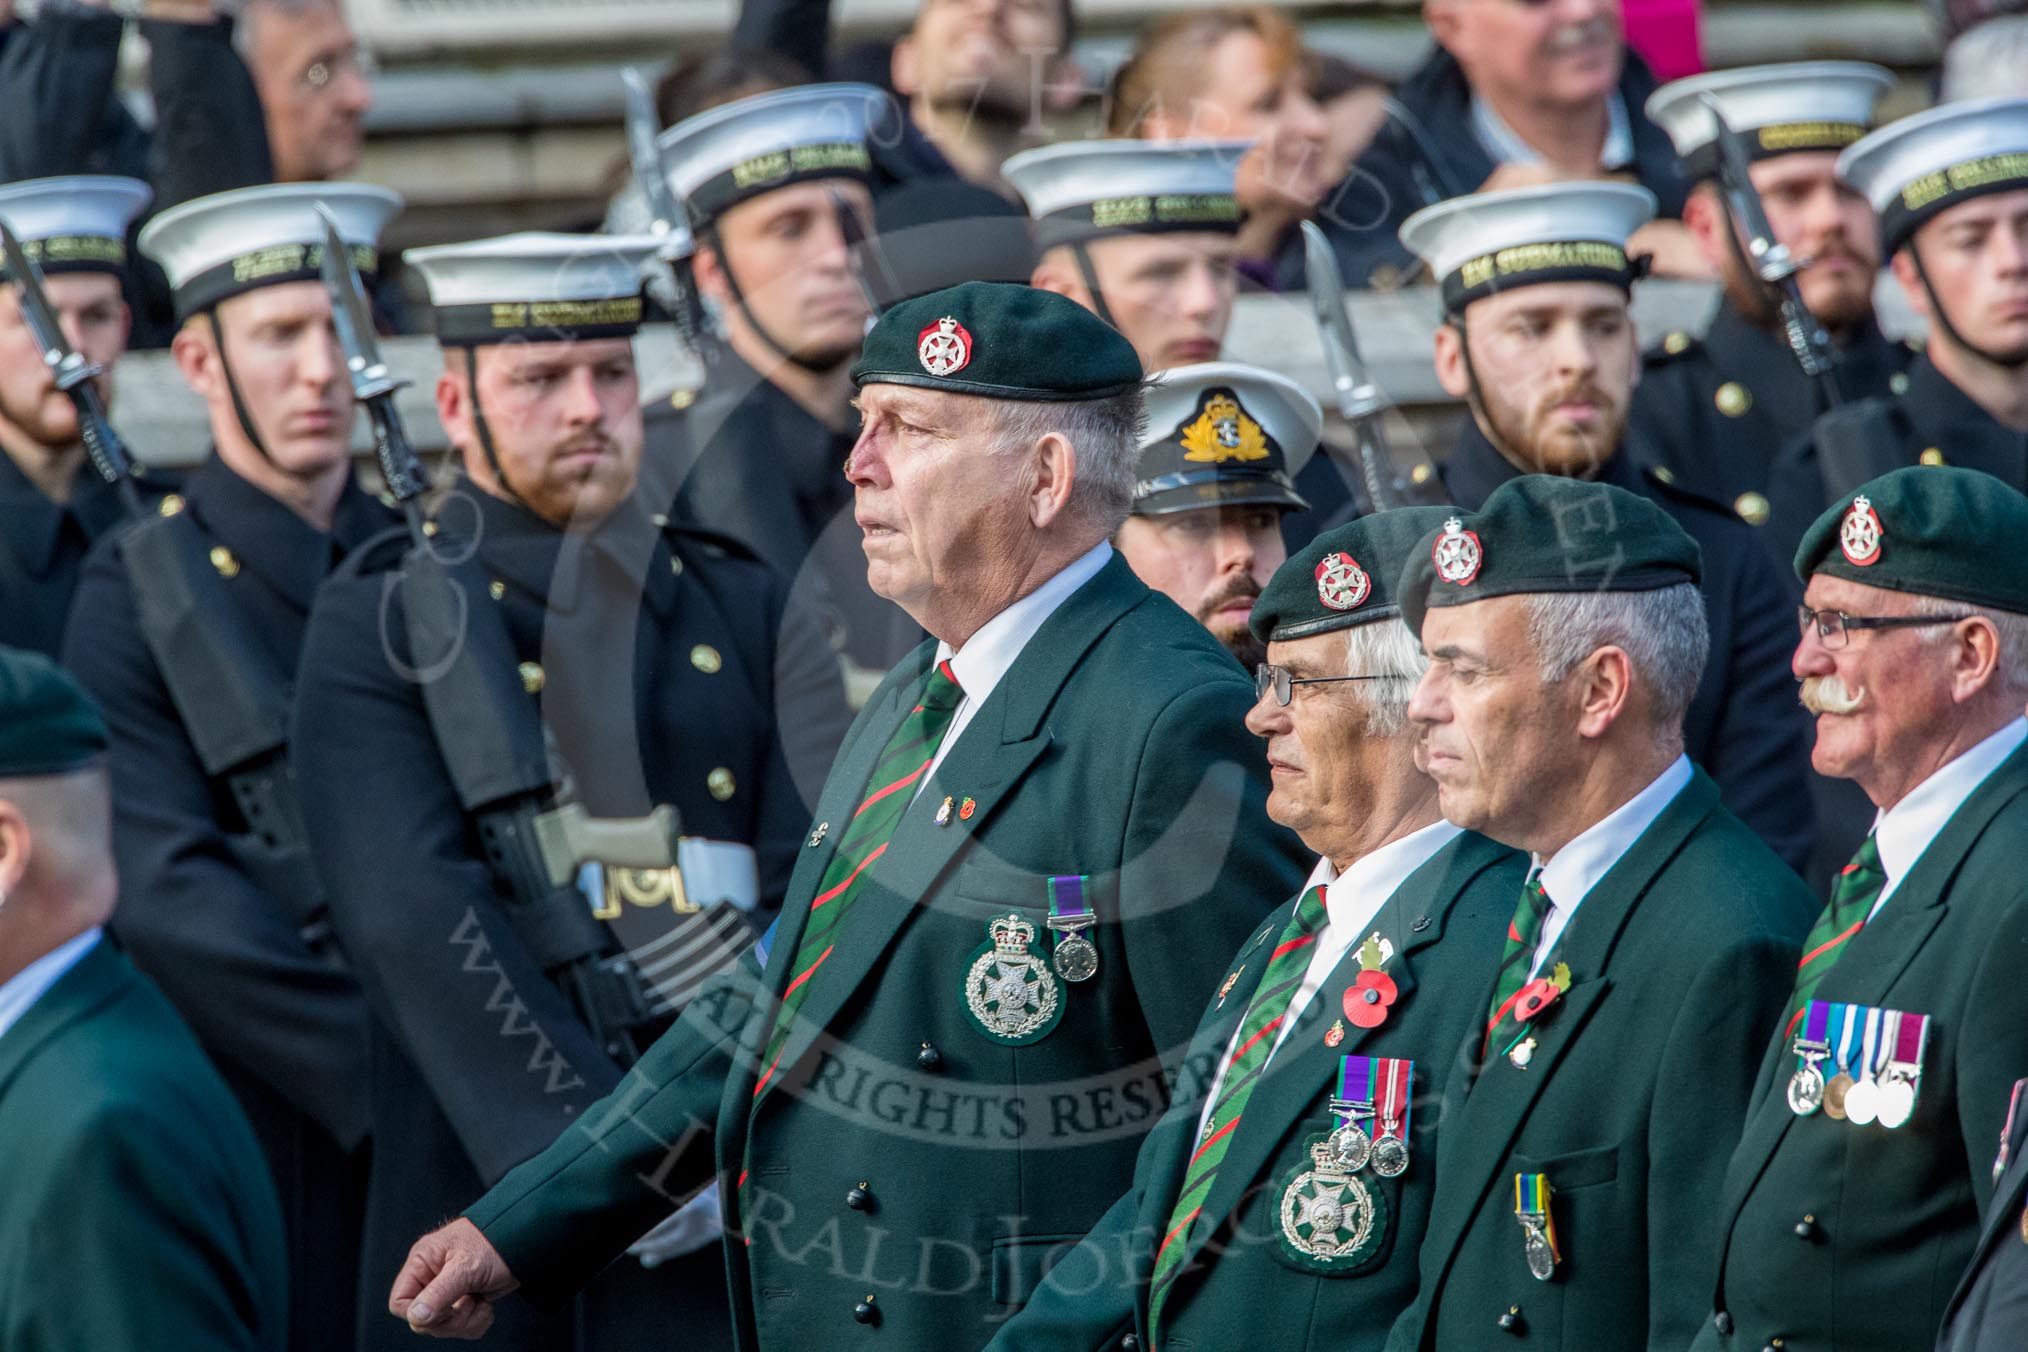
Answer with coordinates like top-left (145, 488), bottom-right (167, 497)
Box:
top-left (988, 381), bottom-right (1150, 533)
top-left (1343, 616), bottom-right (1429, 738)
top-left (1524, 583), bottom-right (1709, 734)
top-left (1909, 594), bottom-right (2028, 695)
top-left (233, 0), bottom-right (344, 57)
top-left (1942, 17), bottom-right (2028, 102)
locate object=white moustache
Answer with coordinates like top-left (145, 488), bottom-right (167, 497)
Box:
top-left (1800, 674), bottom-right (1865, 715)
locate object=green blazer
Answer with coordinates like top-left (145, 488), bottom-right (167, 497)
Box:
top-left (1386, 769), bottom-right (1814, 1352)
top-left (1694, 740), bottom-right (2028, 1352)
top-left (1937, 1074), bottom-right (2028, 1351)
top-left (982, 829), bottom-right (1527, 1352)
top-left (0, 940), bottom-right (288, 1351)
top-left (467, 552), bottom-right (1308, 1349)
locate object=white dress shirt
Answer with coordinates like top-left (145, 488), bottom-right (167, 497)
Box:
top-left (1528, 755), bottom-right (1692, 978)
top-left (1472, 91), bottom-right (1634, 170)
top-left (1197, 819), bottom-right (1463, 1136)
top-left (0, 927), bottom-right (101, 1046)
top-left (913, 541), bottom-right (1112, 799)
top-left (1870, 716), bottom-right (2027, 917)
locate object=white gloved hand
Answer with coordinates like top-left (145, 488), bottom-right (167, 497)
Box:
top-left (628, 1187), bottom-right (724, 1268)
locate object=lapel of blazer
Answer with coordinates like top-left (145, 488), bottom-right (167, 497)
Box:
top-left (1177, 832), bottom-right (1516, 1275)
top-left (757, 557), bottom-right (1147, 1088)
top-left (1421, 770), bottom-right (1721, 1299)
top-left (0, 940), bottom-right (125, 1101)
top-left (1719, 745), bottom-right (2028, 1239)
top-left (1948, 1106), bottom-right (2028, 1331)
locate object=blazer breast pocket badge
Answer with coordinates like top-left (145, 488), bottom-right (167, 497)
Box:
top-left (1273, 1055), bottom-right (1410, 1273)
top-left (962, 913), bottom-right (1064, 1045)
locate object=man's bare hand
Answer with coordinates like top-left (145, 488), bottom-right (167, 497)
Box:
top-left (388, 1218), bottom-right (520, 1340)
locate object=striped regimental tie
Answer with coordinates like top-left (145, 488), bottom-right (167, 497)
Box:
top-left (1782, 832), bottom-right (1885, 1039)
top-left (750, 659), bottom-right (966, 1105)
top-left (1146, 884), bottom-right (1329, 1340)
top-left (1482, 875), bottom-right (1553, 1062)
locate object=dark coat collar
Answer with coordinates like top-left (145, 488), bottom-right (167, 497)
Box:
top-left (0, 450), bottom-right (128, 578)
top-left (453, 476), bottom-right (677, 619)
top-left (181, 454), bottom-right (388, 611)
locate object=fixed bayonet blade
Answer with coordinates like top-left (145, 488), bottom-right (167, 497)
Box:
top-left (316, 206), bottom-right (402, 404)
top-left (1302, 221), bottom-right (1383, 423)
top-left (828, 185), bottom-right (892, 319)
top-left (1702, 94), bottom-right (1801, 288)
top-left (625, 68), bottom-right (690, 263)
top-left (0, 222), bottom-right (103, 395)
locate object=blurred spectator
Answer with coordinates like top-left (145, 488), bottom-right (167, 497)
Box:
top-left (1941, 14), bottom-right (2028, 99)
top-left (1107, 7), bottom-right (1331, 290)
top-left (0, 0), bottom-right (378, 341)
top-left (1319, 0), bottom-right (1696, 289)
top-left (1304, 49), bottom-right (1390, 199)
top-left (732, 0), bottom-right (1080, 187)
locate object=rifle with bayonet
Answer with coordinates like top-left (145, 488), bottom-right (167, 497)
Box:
top-left (315, 210), bottom-right (728, 1065)
top-left (623, 67), bottom-right (704, 348)
top-left (1301, 220), bottom-right (1442, 513)
top-left (828, 185), bottom-right (896, 319)
top-left (1701, 94), bottom-right (1843, 407)
top-left (0, 222), bottom-right (146, 516)
top-left (17, 217), bottom-right (338, 957)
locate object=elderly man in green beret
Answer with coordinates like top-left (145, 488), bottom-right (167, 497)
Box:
top-left (982, 507), bottom-right (1527, 1352)
top-left (1386, 476), bottom-right (1814, 1352)
top-left (1695, 466), bottom-right (2028, 1352)
top-left (0, 647), bottom-right (287, 1350)
top-left (386, 281), bottom-right (1307, 1349)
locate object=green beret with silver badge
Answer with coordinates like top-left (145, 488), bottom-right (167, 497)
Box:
top-left (1397, 476), bottom-right (1703, 638)
top-left (1252, 506), bottom-right (1457, 644)
top-left (0, 647), bottom-right (109, 779)
top-left (850, 281), bottom-right (1142, 401)
top-left (1794, 465), bottom-right (2028, 613)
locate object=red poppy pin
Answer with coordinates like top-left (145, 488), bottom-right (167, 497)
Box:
top-left (1342, 932), bottom-right (1398, 1029)
top-left (1514, 962), bottom-right (1573, 1022)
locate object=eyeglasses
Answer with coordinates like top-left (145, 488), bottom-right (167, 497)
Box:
top-left (1796, 603), bottom-right (1971, 650)
top-left (1254, 664), bottom-right (1402, 708)
top-left (297, 46), bottom-right (377, 94)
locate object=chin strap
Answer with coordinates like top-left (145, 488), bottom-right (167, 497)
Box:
top-left (206, 309), bottom-right (275, 463)
top-left (462, 346), bottom-right (538, 515)
top-left (1451, 316), bottom-right (1527, 468)
top-left (704, 224), bottom-right (855, 376)
top-left (1069, 242), bottom-right (1120, 331)
top-left (1909, 241), bottom-right (2028, 372)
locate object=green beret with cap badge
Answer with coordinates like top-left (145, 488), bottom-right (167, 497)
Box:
top-left (1795, 465), bottom-right (2028, 613)
top-left (1252, 507), bottom-right (1457, 644)
top-left (0, 647), bottom-right (109, 779)
top-left (1397, 476), bottom-right (1703, 638)
top-left (850, 281), bottom-right (1142, 402)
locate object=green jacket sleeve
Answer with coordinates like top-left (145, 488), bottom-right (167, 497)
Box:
top-left (466, 953), bottom-right (762, 1312)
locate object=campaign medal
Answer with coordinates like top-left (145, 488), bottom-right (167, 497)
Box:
top-left (1326, 1056), bottom-right (1379, 1173)
top-left (961, 914), bottom-right (1063, 1044)
top-left (1843, 1006), bottom-right (1886, 1127)
top-left (1823, 1002), bottom-right (1862, 1120)
top-left (1993, 1078), bottom-right (2028, 1186)
top-left (1370, 1057), bottom-right (1414, 1179)
top-left (1343, 933), bottom-right (1398, 1030)
top-left (1045, 874), bottom-right (1099, 983)
top-left (1514, 1173), bottom-right (1561, 1281)
top-left (1787, 1001), bottom-right (1833, 1117)
top-left (1276, 1136), bottom-right (1387, 1270)
top-left (1876, 1010), bottom-right (1930, 1130)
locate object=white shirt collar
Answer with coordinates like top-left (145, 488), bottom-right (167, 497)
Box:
top-left (0, 928), bottom-right (102, 1047)
top-left (934, 541), bottom-right (1111, 705)
top-left (1472, 90), bottom-right (1634, 170)
top-left (1873, 717), bottom-right (2027, 909)
top-left (1529, 755), bottom-right (1692, 974)
top-left (1313, 819), bottom-right (1463, 934)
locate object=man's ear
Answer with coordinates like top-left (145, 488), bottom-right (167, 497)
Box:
top-left (1425, 0), bottom-right (1466, 55)
top-left (892, 34), bottom-right (922, 99)
top-left (1433, 322), bottom-right (1471, 399)
top-left (1572, 644), bottom-right (1634, 740)
top-left (1680, 185), bottom-right (1727, 268)
top-left (435, 364), bottom-right (470, 452)
top-left (1028, 430), bottom-right (1077, 528)
top-left (170, 320), bottom-right (219, 401)
top-left (1030, 250), bottom-right (1082, 304)
top-left (1889, 247), bottom-right (1927, 320)
top-left (690, 240), bottom-right (730, 306)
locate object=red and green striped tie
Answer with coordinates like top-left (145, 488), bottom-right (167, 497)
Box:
top-left (751, 659), bottom-right (966, 1104)
top-left (1482, 876), bottom-right (1554, 1060)
top-left (1782, 832), bottom-right (1884, 1039)
top-left (1146, 884), bottom-right (1328, 1338)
